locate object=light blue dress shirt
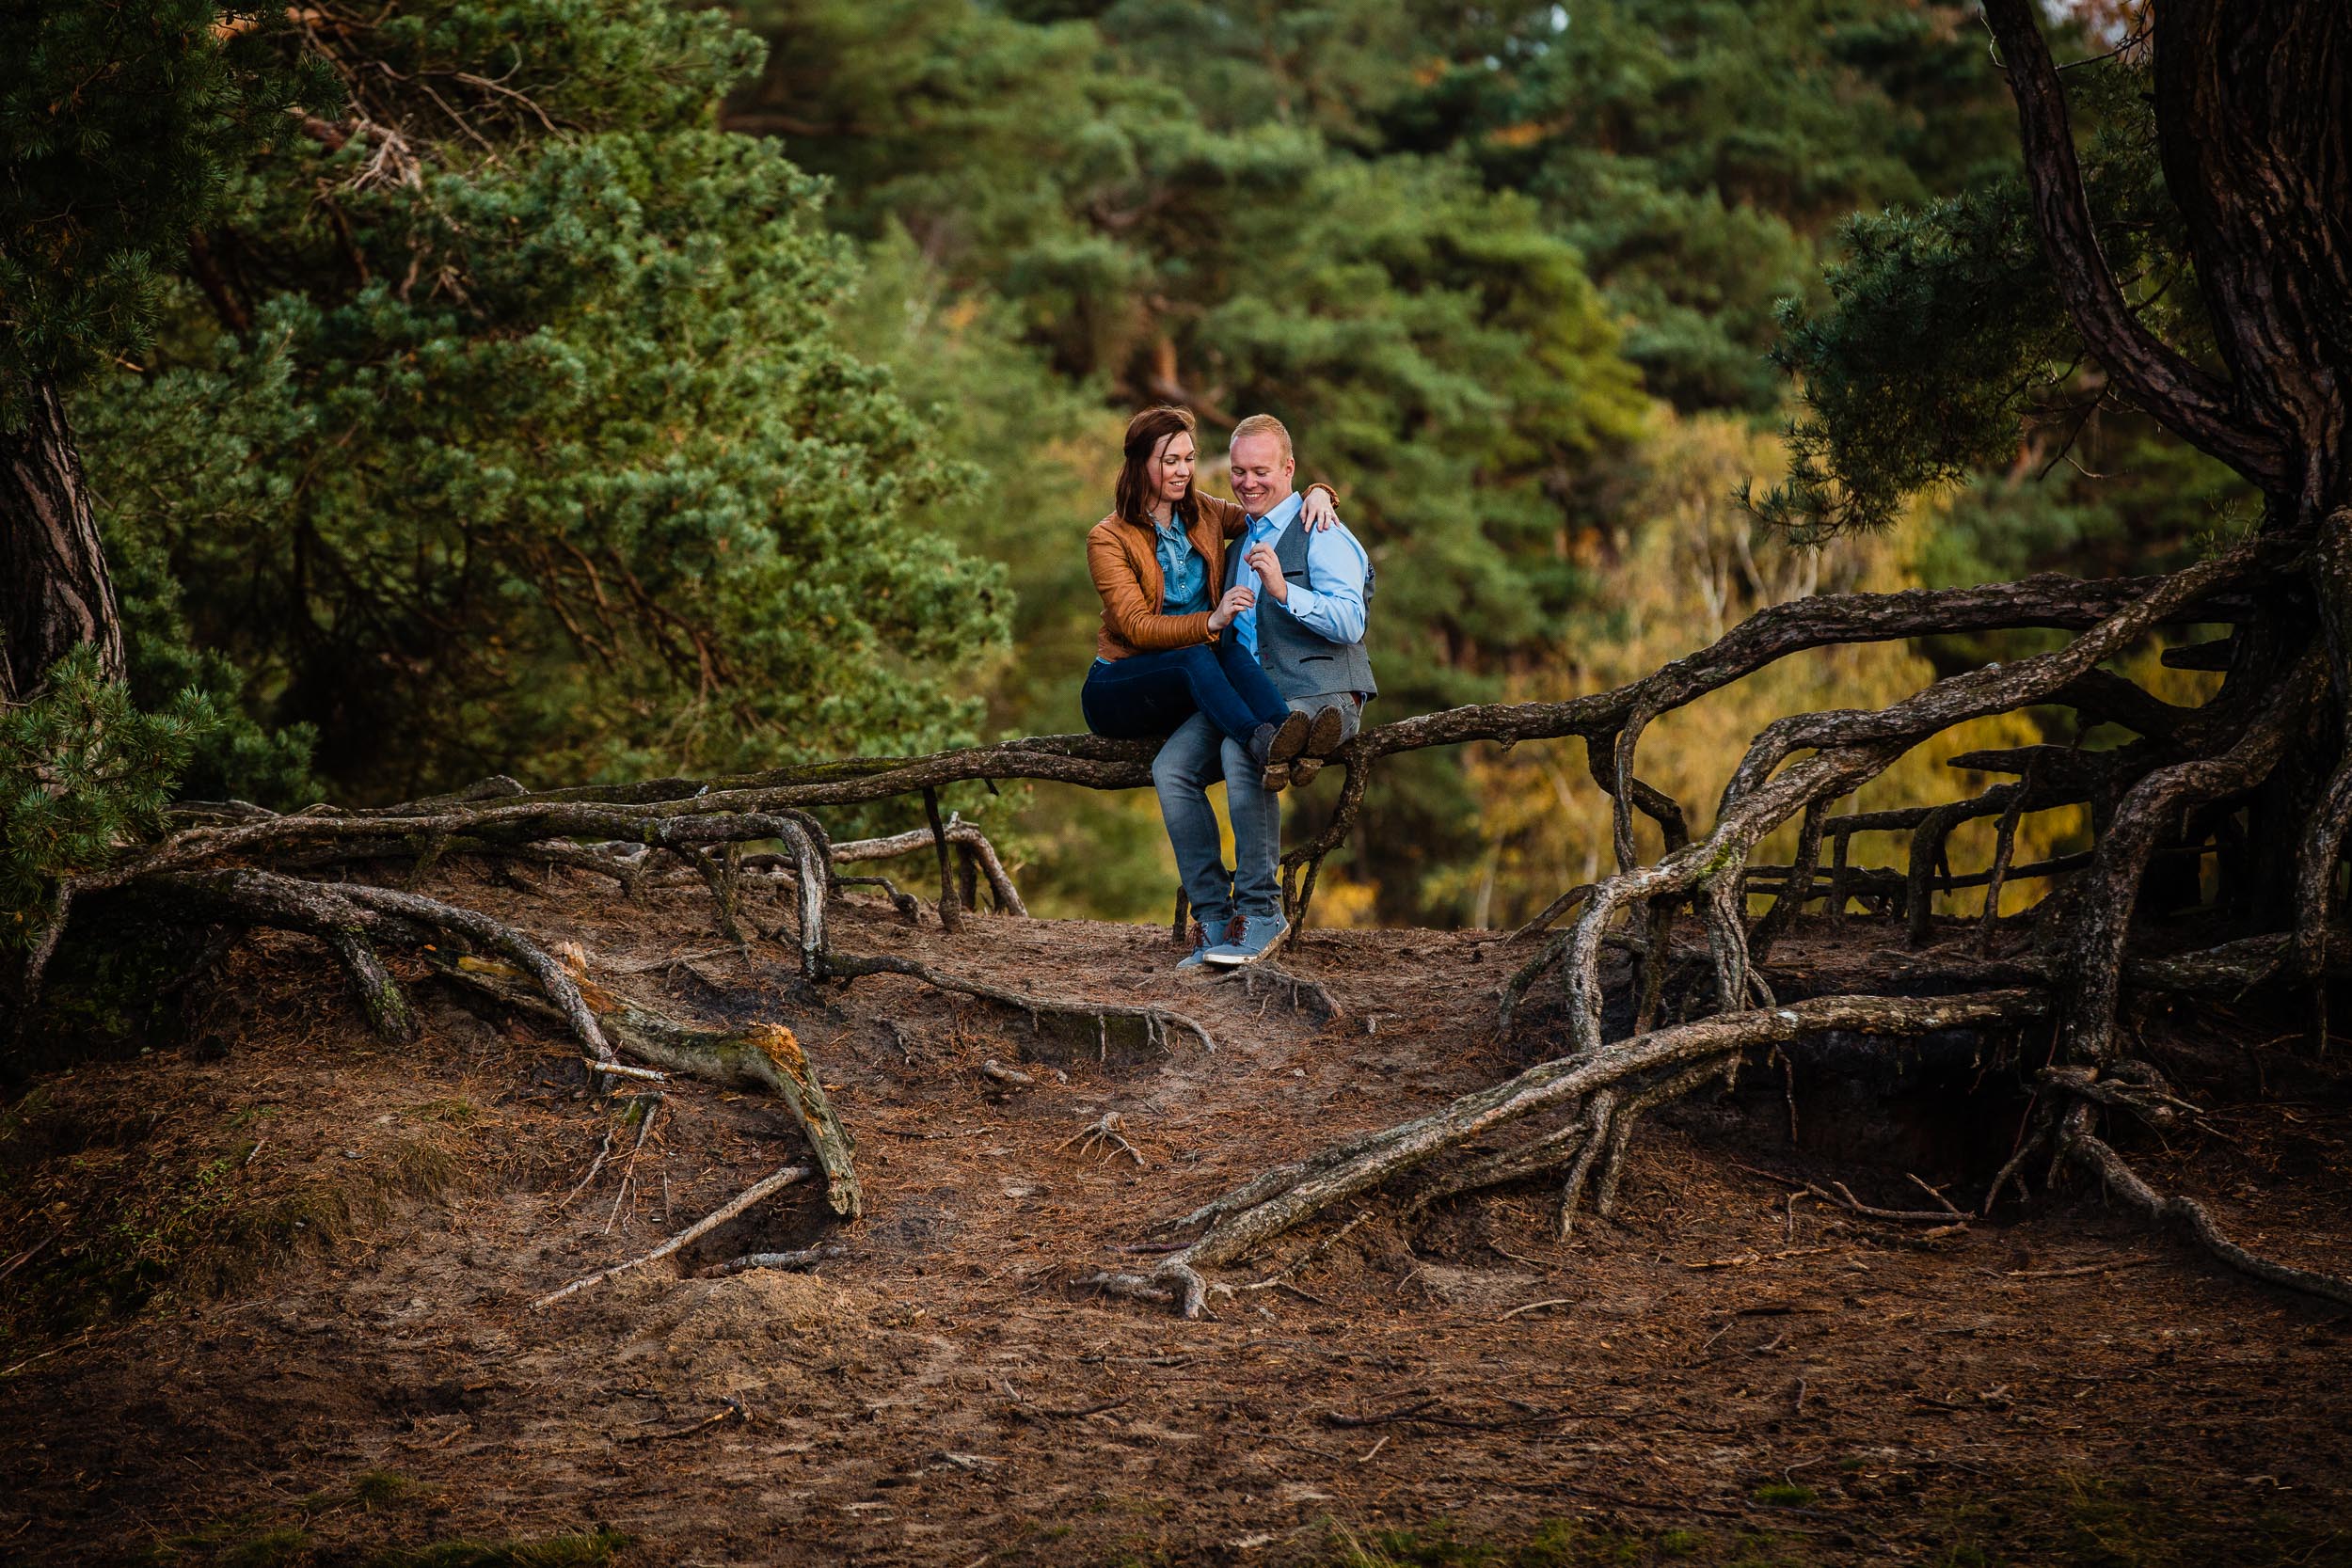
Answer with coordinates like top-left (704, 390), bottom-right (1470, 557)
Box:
top-left (1233, 492), bottom-right (1371, 656)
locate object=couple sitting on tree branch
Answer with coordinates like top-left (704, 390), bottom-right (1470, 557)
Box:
top-left (1081, 407), bottom-right (1376, 969)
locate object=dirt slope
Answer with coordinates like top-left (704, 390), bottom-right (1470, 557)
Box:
top-left (3, 870), bottom-right (2349, 1566)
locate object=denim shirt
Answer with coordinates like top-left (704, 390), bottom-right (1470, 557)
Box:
top-left (1155, 513), bottom-right (1210, 615)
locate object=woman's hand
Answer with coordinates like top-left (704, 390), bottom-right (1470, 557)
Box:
top-left (1207, 584), bottom-right (1256, 632)
top-left (1301, 483), bottom-right (1340, 531)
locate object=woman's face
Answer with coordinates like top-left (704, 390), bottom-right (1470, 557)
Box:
top-left (1150, 431), bottom-right (1197, 509)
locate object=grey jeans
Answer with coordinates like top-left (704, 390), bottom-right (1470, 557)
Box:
top-left (1150, 692), bottom-right (1361, 929)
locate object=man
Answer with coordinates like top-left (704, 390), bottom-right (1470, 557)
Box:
top-left (1150, 414), bottom-right (1376, 969)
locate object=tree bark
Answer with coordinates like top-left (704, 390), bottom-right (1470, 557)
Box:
top-left (1979, 0), bottom-right (2288, 490)
top-left (0, 376), bottom-right (124, 702)
top-left (2151, 0), bottom-right (2352, 525)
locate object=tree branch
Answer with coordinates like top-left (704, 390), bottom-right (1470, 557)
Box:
top-left (1979, 0), bottom-right (2285, 488)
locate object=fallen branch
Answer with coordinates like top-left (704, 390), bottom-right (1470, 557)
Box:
top-left (534, 1164), bottom-right (811, 1307)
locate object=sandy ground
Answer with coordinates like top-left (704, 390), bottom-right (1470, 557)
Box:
top-left (3, 868), bottom-right (2349, 1566)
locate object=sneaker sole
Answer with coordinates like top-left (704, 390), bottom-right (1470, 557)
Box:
top-left (1303, 705), bottom-right (1346, 757)
top-left (1203, 930), bottom-right (1290, 966)
top-left (1264, 709), bottom-right (1312, 765)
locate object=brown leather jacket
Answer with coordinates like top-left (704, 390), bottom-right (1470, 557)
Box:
top-left (1086, 486), bottom-right (1335, 661)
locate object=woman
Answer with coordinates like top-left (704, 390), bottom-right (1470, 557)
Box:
top-left (1080, 405), bottom-right (1339, 787)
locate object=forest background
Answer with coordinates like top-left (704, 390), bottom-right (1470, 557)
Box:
top-left (55, 0), bottom-right (2242, 929)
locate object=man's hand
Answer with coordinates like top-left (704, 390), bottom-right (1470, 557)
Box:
top-left (1301, 484), bottom-right (1339, 531)
top-left (1243, 542), bottom-right (1287, 604)
top-left (1207, 584), bottom-right (1256, 632)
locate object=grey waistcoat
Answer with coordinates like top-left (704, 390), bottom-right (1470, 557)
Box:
top-left (1224, 518), bottom-right (1377, 702)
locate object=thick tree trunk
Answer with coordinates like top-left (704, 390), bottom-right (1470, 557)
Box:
top-left (0, 376), bottom-right (125, 703)
top-left (2153, 0), bottom-right (2352, 524)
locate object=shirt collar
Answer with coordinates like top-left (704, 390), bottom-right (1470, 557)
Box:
top-left (1248, 491), bottom-right (1303, 539)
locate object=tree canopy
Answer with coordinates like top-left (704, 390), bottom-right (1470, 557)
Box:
top-left (8, 0), bottom-right (2271, 927)
top-left (73, 0), bottom-right (1010, 803)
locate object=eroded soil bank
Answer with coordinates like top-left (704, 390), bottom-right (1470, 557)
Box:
top-left (4, 873), bottom-right (2348, 1566)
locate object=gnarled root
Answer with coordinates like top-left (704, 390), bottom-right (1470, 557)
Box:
top-left (830, 950), bottom-right (1214, 1057)
top-left (830, 816), bottom-right (1028, 916)
top-left (437, 951), bottom-right (862, 1219)
top-left (1110, 990), bottom-right (2046, 1316)
top-left (1212, 961), bottom-right (1343, 1024)
top-left (136, 868), bottom-right (592, 1053)
top-left (2051, 648), bottom-right (2324, 1066)
top-left (2059, 1104), bottom-right (2352, 1308)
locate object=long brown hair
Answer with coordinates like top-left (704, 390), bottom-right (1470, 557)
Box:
top-left (1113, 404), bottom-right (1198, 533)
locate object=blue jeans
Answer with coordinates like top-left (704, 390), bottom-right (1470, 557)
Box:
top-left (1079, 640), bottom-right (1290, 744)
top-left (1152, 692), bottom-right (1361, 929)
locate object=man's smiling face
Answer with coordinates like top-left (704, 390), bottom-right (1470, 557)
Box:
top-left (1229, 431), bottom-right (1295, 515)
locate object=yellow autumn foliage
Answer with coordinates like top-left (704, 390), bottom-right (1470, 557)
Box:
top-left (1441, 411), bottom-right (2097, 930)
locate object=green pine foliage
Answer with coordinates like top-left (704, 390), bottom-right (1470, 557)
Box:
top-left (2, 647), bottom-right (215, 957)
top-left (739, 0), bottom-right (1654, 913)
top-left (76, 0), bottom-right (1010, 801)
top-left (1749, 55), bottom-right (2250, 545)
top-left (2, 2), bottom-right (326, 810)
top-left (0, 0), bottom-right (333, 412)
top-left (1746, 183), bottom-right (2072, 541)
top-left (1375, 0), bottom-right (2026, 413)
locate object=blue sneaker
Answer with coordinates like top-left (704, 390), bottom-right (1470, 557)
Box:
top-left (1203, 911), bottom-right (1289, 967)
top-left (1174, 917), bottom-right (1227, 971)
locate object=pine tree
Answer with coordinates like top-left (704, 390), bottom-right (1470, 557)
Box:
top-left (0, 1), bottom-right (327, 702)
top-left (77, 0), bottom-right (1011, 800)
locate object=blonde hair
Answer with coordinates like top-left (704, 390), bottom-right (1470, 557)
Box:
top-left (1229, 413), bottom-right (1294, 463)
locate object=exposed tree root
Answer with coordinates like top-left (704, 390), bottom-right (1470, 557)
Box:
top-left (2051, 648), bottom-right (2325, 1066)
top-left (1212, 961), bottom-right (1343, 1024)
top-left (28, 0), bottom-right (2341, 1339)
top-left (338, 881), bottom-right (620, 1061)
top-left (2059, 1106), bottom-right (2352, 1308)
top-left (1734, 1163), bottom-right (1970, 1227)
top-left (439, 954), bottom-right (862, 1219)
top-left (1060, 1112), bottom-right (1147, 1167)
top-left (1513, 546), bottom-right (2250, 1057)
top-left (20, 534), bottom-right (2333, 1330)
top-left (830, 950), bottom-right (1214, 1057)
top-left (828, 816), bottom-right (1028, 916)
top-left (702, 1244), bottom-right (848, 1277)
top-left (1099, 991), bottom-right (2047, 1317)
